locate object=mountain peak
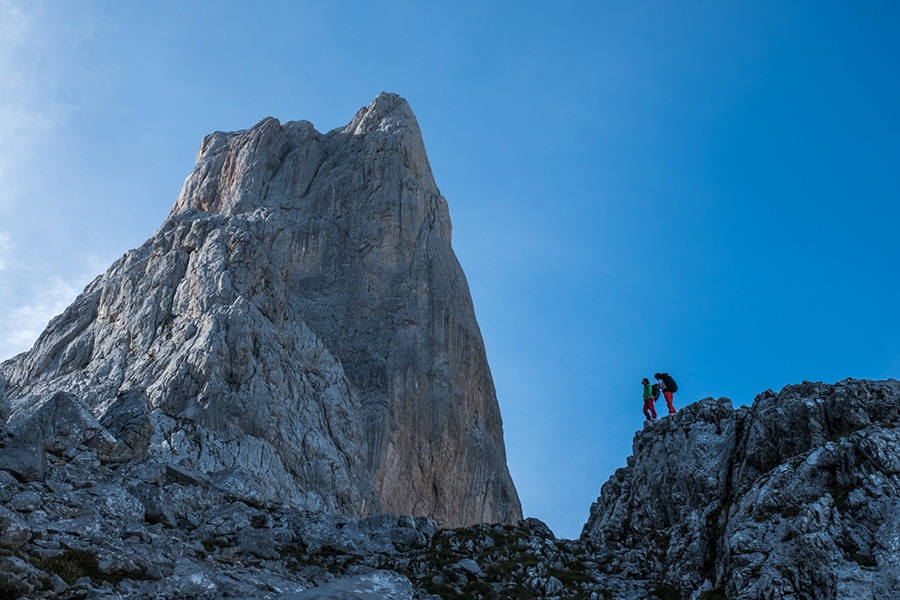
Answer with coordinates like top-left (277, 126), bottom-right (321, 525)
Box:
top-left (0, 94), bottom-right (520, 528)
top-left (171, 92), bottom-right (437, 222)
top-left (343, 92), bottom-right (419, 137)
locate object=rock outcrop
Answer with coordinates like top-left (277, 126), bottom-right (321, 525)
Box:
top-left (582, 378), bottom-right (900, 599)
top-left (0, 92), bottom-right (521, 528)
top-left (0, 433), bottom-right (628, 600)
top-left (2, 376), bottom-right (898, 598)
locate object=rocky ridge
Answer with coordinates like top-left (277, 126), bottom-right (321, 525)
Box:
top-left (583, 377), bottom-right (900, 599)
top-left (2, 378), bottom-right (899, 599)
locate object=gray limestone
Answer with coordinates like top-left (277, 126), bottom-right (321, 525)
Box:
top-left (0, 440), bottom-right (46, 482)
top-left (0, 92), bottom-right (520, 528)
top-left (0, 378), bottom-right (895, 599)
top-left (276, 571), bottom-right (416, 599)
top-left (582, 378), bottom-right (900, 599)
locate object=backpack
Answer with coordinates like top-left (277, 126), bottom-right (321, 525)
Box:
top-left (660, 373), bottom-right (678, 393)
top-left (651, 384), bottom-right (661, 399)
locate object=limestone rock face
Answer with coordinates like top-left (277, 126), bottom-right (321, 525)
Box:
top-left (582, 378), bottom-right (900, 599)
top-left (0, 92), bottom-right (521, 528)
top-left (582, 397), bottom-right (738, 590)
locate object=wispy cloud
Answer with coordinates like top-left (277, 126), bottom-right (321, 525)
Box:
top-left (0, 276), bottom-right (80, 361)
top-left (0, 232), bottom-right (9, 271)
top-left (0, 1), bottom-right (72, 202)
top-left (0, 2), bottom-right (87, 361)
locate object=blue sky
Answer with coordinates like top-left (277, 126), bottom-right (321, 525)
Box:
top-left (1, 1), bottom-right (898, 539)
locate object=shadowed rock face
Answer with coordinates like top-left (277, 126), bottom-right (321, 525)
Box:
top-left (0, 92), bottom-right (521, 528)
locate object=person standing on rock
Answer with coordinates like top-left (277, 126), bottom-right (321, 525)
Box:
top-left (654, 372), bottom-right (678, 414)
top-left (641, 378), bottom-right (657, 420)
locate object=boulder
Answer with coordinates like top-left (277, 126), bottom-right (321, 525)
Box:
top-left (0, 440), bottom-right (46, 482)
top-left (9, 391), bottom-right (115, 455)
top-left (209, 466), bottom-right (269, 508)
top-left (131, 483), bottom-right (177, 527)
top-left (99, 388), bottom-right (153, 460)
top-left (277, 570), bottom-right (415, 600)
top-left (0, 505), bottom-right (31, 549)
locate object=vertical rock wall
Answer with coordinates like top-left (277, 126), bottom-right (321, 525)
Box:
top-left (0, 92), bottom-right (521, 528)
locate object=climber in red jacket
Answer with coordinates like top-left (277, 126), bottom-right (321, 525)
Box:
top-left (654, 372), bottom-right (678, 414)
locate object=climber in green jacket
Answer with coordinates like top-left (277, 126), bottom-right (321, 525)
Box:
top-left (641, 378), bottom-right (657, 420)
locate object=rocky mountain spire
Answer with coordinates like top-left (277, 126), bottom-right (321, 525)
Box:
top-left (0, 92), bottom-right (521, 528)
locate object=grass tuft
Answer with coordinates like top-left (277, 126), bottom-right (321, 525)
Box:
top-left (39, 549), bottom-right (100, 585)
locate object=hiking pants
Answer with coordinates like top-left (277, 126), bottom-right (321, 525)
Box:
top-left (664, 390), bottom-right (676, 414)
top-left (643, 399), bottom-right (657, 419)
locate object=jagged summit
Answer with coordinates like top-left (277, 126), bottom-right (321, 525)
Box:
top-left (173, 92), bottom-right (436, 219)
top-left (342, 92), bottom-right (422, 136)
top-left (0, 93), bottom-right (521, 528)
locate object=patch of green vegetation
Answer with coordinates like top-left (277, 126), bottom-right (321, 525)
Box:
top-left (421, 577), bottom-right (458, 599)
top-left (282, 543), bottom-right (358, 576)
top-left (423, 544), bottom-right (460, 569)
top-left (0, 575), bottom-right (22, 600)
top-left (484, 560), bottom-right (517, 580)
top-left (282, 543), bottom-right (340, 573)
top-left (498, 584), bottom-right (539, 599)
top-left (39, 549), bottom-right (100, 585)
top-left (449, 525), bottom-right (481, 543)
top-left (462, 580), bottom-right (494, 597)
top-left (548, 565), bottom-right (593, 586)
top-left (285, 523), bottom-right (603, 599)
top-left (420, 576), bottom-right (495, 600)
top-left (0, 577), bottom-right (23, 600)
top-left (571, 544), bottom-right (589, 557)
